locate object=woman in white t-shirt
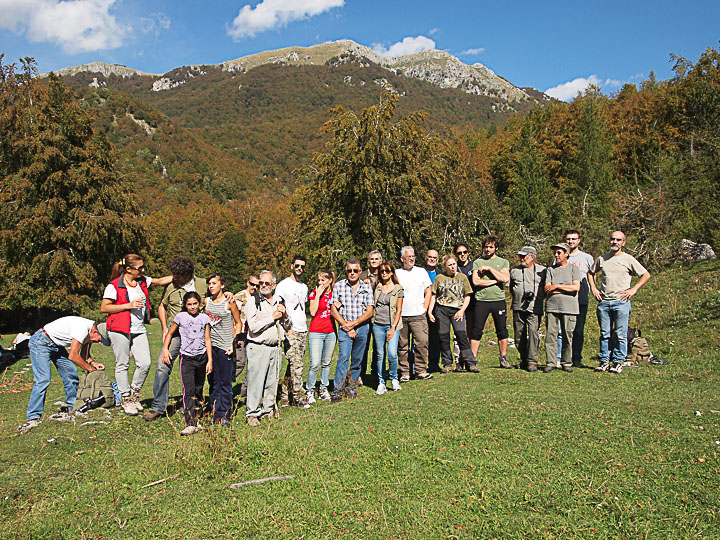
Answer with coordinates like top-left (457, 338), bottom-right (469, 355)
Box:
top-left (101, 254), bottom-right (171, 416)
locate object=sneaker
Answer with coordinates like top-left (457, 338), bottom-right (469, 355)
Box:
top-left (415, 372), bottom-right (433, 380)
top-left (120, 396), bottom-right (138, 416)
top-left (318, 389), bottom-right (331, 402)
top-left (18, 418), bottom-right (41, 433)
top-left (527, 363), bottom-right (538, 373)
top-left (453, 367), bottom-right (465, 373)
top-left (543, 366), bottom-right (556, 373)
top-left (131, 387), bottom-right (143, 411)
top-left (399, 375), bottom-right (410, 383)
top-left (376, 383), bottom-right (387, 395)
top-left (595, 362), bottom-right (610, 372)
top-left (280, 397), bottom-right (290, 408)
top-left (330, 392), bottom-right (343, 403)
top-left (467, 366), bottom-right (480, 373)
top-left (391, 379), bottom-right (402, 391)
top-left (295, 398), bottom-right (311, 409)
top-left (246, 416), bottom-right (261, 427)
top-left (609, 363), bottom-right (624, 374)
top-left (142, 410), bottom-right (162, 422)
top-left (562, 365), bottom-right (574, 373)
top-left (180, 425), bottom-right (198, 436)
top-left (357, 376), bottom-right (364, 387)
top-left (306, 391), bottom-right (316, 405)
top-left (499, 355), bottom-right (511, 369)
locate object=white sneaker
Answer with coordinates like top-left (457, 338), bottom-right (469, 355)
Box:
top-left (376, 383), bottom-right (387, 395)
top-left (391, 379), bottom-right (402, 391)
top-left (120, 397), bottom-right (138, 416)
top-left (180, 425), bottom-right (198, 436)
top-left (306, 391), bottom-right (316, 404)
top-left (318, 388), bottom-right (331, 402)
top-left (609, 364), bottom-right (624, 374)
top-left (18, 418), bottom-right (41, 433)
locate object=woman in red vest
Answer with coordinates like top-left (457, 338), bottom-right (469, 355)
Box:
top-left (101, 254), bottom-right (171, 416)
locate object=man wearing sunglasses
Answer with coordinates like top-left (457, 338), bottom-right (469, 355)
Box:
top-left (232, 275), bottom-right (261, 392)
top-left (275, 256), bottom-right (310, 409)
top-left (330, 258), bottom-right (374, 401)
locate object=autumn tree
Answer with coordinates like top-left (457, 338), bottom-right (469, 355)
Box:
top-left (0, 57), bottom-right (145, 325)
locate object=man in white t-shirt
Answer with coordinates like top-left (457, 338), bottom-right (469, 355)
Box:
top-left (396, 246), bottom-right (433, 382)
top-left (588, 231), bottom-right (651, 374)
top-left (275, 255), bottom-right (310, 408)
top-left (19, 317), bottom-right (109, 433)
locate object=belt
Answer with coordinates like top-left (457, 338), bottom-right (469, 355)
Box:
top-left (41, 328), bottom-right (57, 345)
top-left (247, 340), bottom-right (278, 347)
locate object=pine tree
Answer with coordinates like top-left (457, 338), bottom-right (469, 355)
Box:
top-left (0, 57), bottom-right (145, 323)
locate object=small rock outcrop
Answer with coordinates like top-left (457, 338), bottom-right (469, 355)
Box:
top-left (679, 239), bottom-right (716, 260)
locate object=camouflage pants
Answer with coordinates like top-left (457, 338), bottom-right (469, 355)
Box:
top-left (280, 331), bottom-right (307, 403)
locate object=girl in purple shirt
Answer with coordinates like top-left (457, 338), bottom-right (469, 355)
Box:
top-left (162, 292), bottom-right (212, 435)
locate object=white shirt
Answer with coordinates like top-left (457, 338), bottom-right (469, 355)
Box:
top-left (274, 277), bottom-right (308, 332)
top-left (395, 266), bottom-right (431, 317)
top-left (103, 276), bottom-right (152, 333)
top-left (44, 316), bottom-right (95, 348)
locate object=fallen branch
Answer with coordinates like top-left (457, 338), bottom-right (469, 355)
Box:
top-left (229, 475), bottom-right (295, 489)
top-left (141, 473), bottom-right (180, 489)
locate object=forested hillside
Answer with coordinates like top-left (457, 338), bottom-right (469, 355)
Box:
top-left (1, 44), bottom-right (718, 327)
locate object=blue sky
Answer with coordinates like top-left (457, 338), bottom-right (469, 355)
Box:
top-left (1, 0), bottom-right (718, 101)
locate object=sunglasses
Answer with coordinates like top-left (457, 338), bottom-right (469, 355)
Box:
top-left (258, 280), bottom-right (273, 286)
top-left (346, 269), bottom-right (360, 274)
top-left (426, 256), bottom-right (438, 260)
top-left (128, 264), bottom-right (145, 271)
top-left (293, 264), bottom-right (306, 269)
top-left (379, 269), bottom-right (392, 274)
top-left (455, 250), bottom-right (468, 255)
top-left (248, 282), bottom-right (259, 287)
top-left (553, 250), bottom-right (566, 255)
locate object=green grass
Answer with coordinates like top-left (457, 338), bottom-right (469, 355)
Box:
top-left (1, 261), bottom-right (718, 539)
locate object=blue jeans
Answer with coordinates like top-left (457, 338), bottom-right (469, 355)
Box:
top-left (372, 324), bottom-right (400, 384)
top-left (26, 331), bottom-right (80, 420)
top-left (334, 324), bottom-right (369, 391)
top-left (597, 300), bottom-right (632, 364)
top-left (308, 332), bottom-right (337, 392)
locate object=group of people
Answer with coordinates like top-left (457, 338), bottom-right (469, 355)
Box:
top-left (18, 228), bottom-right (650, 434)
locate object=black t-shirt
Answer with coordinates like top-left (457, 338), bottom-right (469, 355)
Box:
top-left (458, 260), bottom-right (477, 301)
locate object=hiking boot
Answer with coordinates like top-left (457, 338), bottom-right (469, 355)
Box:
top-left (439, 367), bottom-right (450, 374)
top-left (572, 361), bottom-right (588, 369)
top-left (295, 397), bottom-right (311, 409)
top-left (318, 388), bottom-right (331, 402)
top-left (330, 392), bottom-right (343, 403)
top-left (376, 383), bottom-right (387, 395)
top-left (499, 355), bottom-right (511, 369)
top-left (120, 396), bottom-right (138, 416)
top-left (246, 416), bottom-right (261, 427)
top-left (180, 425), bottom-right (198, 436)
top-left (344, 384), bottom-right (358, 399)
top-left (391, 379), bottom-right (402, 391)
top-left (543, 366), bottom-right (557, 373)
top-left (468, 366), bottom-right (480, 373)
top-left (306, 391), bottom-right (316, 404)
top-left (18, 418), bottom-right (41, 434)
top-left (399, 375), bottom-right (410, 383)
top-left (142, 410), bottom-right (162, 422)
top-left (595, 362), bottom-right (610, 372)
top-left (609, 363), bottom-right (624, 374)
top-left (130, 386), bottom-right (143, 411)
top-left (280, 397), bottom-right (290, 408)
top-left (562, 365), bottom-right (574, 373)
top-left (415, 372), bottom-right (433, 380)
top-left (453, 367), bottom-right (465, 373)
top-left (527, 363), bottom-right (538, 373)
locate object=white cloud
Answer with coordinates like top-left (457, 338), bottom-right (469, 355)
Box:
top-left (0, 0), bottom-right (128, 54)
top-left (372, 35), bottom-right (435, 57)
top-left (227, 0), bottom-right (344, 40)
top-left (545, 75), bottom-right (602, 102)
top-left (460, 47), bottom-right (485, 56)
top-left (141, 12), bottom-right (170, 36)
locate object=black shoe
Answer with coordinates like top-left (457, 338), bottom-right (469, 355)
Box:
top-left (330, 392), bottom-right (343, 403)
top-left (543, 366), bottom-right (556, 373)
top-left (572, 361), bottom-right (588, 369)
top-left (453, 367), bottom-right (465, 373)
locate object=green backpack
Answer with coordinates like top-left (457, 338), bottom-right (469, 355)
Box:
top-left (626, 332), bottom-right (652, 365)
top-left (76, 370), bottom-right (115, 408)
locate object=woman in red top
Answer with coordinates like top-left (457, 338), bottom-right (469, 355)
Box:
top-left (306, 269), bottom-right (336, 403)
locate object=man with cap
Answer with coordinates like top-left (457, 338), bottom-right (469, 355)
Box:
top-left (543, 242), bottom-right (581, 373)
top-left (18, 317), bottom-right (109, 433)
top-left (509, 246), bottom-right (546, 372)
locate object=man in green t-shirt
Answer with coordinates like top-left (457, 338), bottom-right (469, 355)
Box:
top-left (470, 236), bottom-right (511, 368)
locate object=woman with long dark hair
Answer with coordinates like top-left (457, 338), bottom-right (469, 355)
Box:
top-left (101, 254), bottom-right (171, 416)
top-left (372, 262), bottom-right (404, 395)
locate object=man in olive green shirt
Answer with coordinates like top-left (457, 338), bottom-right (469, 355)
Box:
top-left (470, 236), bottom-right (511, 368)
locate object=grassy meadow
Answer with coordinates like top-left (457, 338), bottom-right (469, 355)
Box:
top-left (0, 260), bottom-right (718, 539)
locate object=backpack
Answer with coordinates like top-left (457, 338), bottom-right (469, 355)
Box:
top-left (76, 370), bottom-right (115, 408)
top-left (626, 329), bottom-right (652, 365)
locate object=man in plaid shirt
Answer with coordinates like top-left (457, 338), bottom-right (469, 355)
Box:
top-left (330, 258), bottom-right (374, 401)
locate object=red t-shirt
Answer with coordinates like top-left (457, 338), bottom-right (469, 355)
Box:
top-left (308, 288), bottom-right (335, 333)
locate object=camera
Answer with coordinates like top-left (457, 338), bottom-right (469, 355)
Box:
top-left (522, 291), bottom-right (535, 302)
